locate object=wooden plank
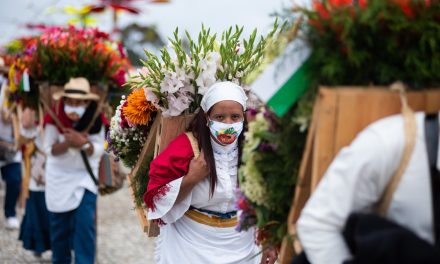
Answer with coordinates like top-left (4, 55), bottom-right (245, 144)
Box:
top-left (126, 174), bottom-right (149, 233)
top-left (422, 89), bottom-right (440, 114)
top-left (279, 236), bottom-right (294, 264)
top-left (280, 96), bottom-right (319, 263)
top-left (156, 114), bottom-right (195, 154)
top-left (127, 114), bottom-right (161, 235)
top-left (289, 96), bottom-right (319, 228)
top-left (312, 88), bottom-right (338, 190)
top-left (130, 113), bottom-right (161, 177)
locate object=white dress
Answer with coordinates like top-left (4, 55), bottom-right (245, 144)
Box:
top-left (149, 139), bottom-right (260, 264)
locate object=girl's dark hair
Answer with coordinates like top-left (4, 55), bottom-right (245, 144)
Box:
top-left (188, 109), bottom-right (245, 197)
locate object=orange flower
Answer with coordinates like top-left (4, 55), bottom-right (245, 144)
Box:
top-left (123, 88), bottom-right (156, 125)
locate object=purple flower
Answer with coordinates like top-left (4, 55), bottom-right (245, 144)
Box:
top-left (258, 143), bottom-right (278, 153)
top-left (247, 108), bottom-right (258, 117)
top-left (234, 188), bottom-right (257, 232)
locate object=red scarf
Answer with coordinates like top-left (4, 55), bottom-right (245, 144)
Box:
top-left (144, 133), bottom-right (194, 211)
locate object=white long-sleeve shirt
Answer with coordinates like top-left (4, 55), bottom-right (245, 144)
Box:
top-left (43, 124), bottom-right (105, 212)
top-left (297, 112), bottom-right (437, 264)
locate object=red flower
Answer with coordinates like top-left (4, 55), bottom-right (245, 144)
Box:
top-left (328, 0), bottom-right (353, 8)
top-left (359, 0), bottom-right (367, 9)
top-left (237, 198), bottom-right (250, 211)
top-left (112, 69), bottom-right (126, 87)
top-left (394, 0), bottom-right (415, 18)
top-left (313, 1), bottom-right (330, 19)
top-left (308, 18), bottom-right (325, 32)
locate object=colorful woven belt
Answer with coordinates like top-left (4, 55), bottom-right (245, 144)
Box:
top-left (184, 209), bottom-right (238, 228)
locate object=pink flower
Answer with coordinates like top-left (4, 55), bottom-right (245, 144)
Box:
top-left (112, 69), bottom-right (126, 86)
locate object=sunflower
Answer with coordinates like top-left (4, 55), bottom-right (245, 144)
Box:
top-left (123, 88), bottom-right (156, 125)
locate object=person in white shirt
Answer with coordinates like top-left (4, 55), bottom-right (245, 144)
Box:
top-left (296, 112), bottom-right (440, 264)
top-left (18, 107), bottom-right (51, 258)
top-left (43, 77), bottom-right (105, 264)
top-left (0, 75), bottom-right (22, 230)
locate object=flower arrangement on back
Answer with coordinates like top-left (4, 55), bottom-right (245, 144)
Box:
top-left (127, 22), bottom-right (281, 117)
top-left (108, 22), bottom-right (282, 210)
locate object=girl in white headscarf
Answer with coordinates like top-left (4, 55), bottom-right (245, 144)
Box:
top-left (144, 81), bottom-right (277, 264)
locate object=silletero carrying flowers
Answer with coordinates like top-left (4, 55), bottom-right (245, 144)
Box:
top-left (108, 22), bottom-right (285, 263)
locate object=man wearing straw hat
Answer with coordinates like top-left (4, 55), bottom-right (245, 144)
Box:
top-left (43, 77), bottom-right (107, 264)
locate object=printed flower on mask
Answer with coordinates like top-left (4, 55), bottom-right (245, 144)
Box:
top-left (209, 121), bottom-right (243, 145)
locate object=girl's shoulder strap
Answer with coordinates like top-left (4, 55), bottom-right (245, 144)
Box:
top-left (185, 132), bottom-right (200, 158)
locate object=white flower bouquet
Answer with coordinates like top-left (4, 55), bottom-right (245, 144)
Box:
top-left (127, 22), bottom-right (281, 116)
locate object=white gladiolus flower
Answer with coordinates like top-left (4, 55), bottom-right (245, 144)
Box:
top-left (195, 70), bottom-right (217, 95)
top-left (160, 71), bottom-right (185, 94)
top-left (162, 92), bottom-right (193, 117)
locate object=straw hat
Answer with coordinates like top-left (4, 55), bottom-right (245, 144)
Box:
top-left (53, 77), bottom-right (100, 101)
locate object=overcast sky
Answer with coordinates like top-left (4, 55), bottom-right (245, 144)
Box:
top-left (0, 0), bottom-right (313, 46)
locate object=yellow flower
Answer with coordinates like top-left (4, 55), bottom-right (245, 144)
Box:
top-left (123, 88), bottom-right (156, 125)
top-left (8, 65), bottom-right (17, 93)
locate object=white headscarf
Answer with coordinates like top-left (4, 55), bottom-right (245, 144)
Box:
top-left (200, 81), bottom-right (247, 112)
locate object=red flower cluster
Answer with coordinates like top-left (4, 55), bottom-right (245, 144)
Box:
top-left (305, 0), bottom-right (435, 56)
top-left (18, 26), bottom-right (130, 86)
top-left (311, 0), bottom-right (431, 23)
top-left (393, 0), bottom-right (431, 18)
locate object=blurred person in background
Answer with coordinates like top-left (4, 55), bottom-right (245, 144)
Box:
top-left (43, 77), bottom-right (106, 264)
top-left (0, 70), bottom-right (22, 230)
top-left (296, 111), bottom-right (440, 264)
top-left (18, 107), bottom-right (51, 258)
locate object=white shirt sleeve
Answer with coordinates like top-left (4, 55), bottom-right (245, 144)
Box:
top-left (148, 177), bottom-right (192, 224)
top-left (296, 127), bottom-right (391, 264)
top-left (20, 125), bottom-right (38, 139)
top-left (88, 126), bottom-right (105, 159)
top-left (43, 124), bottom-right (59, 156)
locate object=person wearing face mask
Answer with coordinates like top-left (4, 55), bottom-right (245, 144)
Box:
top-left (144, 81), bottom-right (278, 264)
top-left (43, 77), bottom-right (107, 264)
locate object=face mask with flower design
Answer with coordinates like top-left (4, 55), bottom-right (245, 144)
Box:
top-left (208, 120), bottom-right (243, 145)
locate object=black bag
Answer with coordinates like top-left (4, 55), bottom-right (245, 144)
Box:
top-left (341, 213), bottom-right (440, 264)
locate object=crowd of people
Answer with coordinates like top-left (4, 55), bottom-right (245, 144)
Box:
top-left (1, 70), bottom-right (439, 264)
top-left (1, 75), bottom-right (280, 263)
top-left (1, 75), bottom-right (106, 263)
